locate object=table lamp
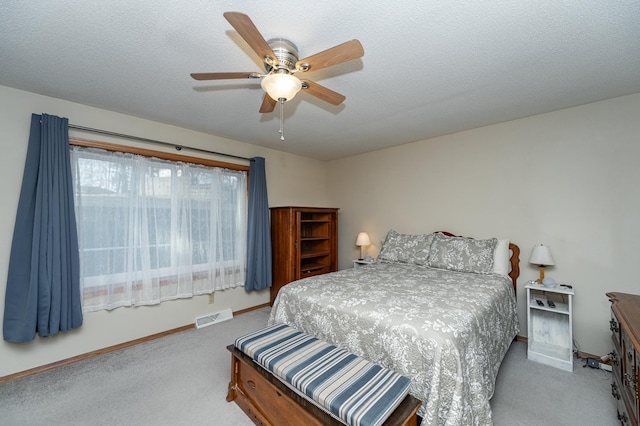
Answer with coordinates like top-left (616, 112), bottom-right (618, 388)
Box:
top-left (356, 232), bottom-right (371, 260)
top-left (529, 244), bottom-right (555, 284)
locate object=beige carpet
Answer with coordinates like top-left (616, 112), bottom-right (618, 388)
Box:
top-left (0, 307), bottom-right (617, 425)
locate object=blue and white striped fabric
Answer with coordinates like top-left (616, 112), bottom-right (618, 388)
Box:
top-left (235, 323), bottom-right (411, 426)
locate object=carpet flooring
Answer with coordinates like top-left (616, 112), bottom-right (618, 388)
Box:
top-left (0, 307), bottom-right (617, 425)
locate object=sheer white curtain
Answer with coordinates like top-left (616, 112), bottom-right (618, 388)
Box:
top-left (70, 146), bottom-right (247, 312)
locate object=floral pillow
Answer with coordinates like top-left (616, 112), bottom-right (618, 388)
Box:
top-left (427, 232), bottom-right (497, 274)
top-left (377, 229), bottom-right (434, 265)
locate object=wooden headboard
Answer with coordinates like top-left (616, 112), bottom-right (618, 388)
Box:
top-left (439, 232), bottom-right (520, 292)
top-left (507, 243), bottom-right (520, 291)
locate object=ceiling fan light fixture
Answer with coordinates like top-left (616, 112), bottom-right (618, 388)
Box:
top-left (261, 73), bottom-right (302, 102)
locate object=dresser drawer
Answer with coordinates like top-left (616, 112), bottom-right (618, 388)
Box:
top-left (238, 358), bottom-right (321, 426)
top-left (611, 310), bottom-right (621, 346)
top-left (617, 394), bottom-right (638, 425)
top-left (621, 331), bottom-right (638, 414)
top-left (612, 337), bottom-right (622, 379)
top-left (300, 266), bottom-right (331, 278)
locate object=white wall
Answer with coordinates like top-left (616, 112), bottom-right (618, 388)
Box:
top-left (3, 85), bottom-right (638, 377)
top-left (0, 85), bottom-right (328, 377)
top-left (327, 92), bottom-right (640, 358)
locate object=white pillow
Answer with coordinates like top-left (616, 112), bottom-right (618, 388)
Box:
top-left (493, 239), bottom-right (510, 277)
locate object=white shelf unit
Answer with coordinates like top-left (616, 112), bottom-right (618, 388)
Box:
top-left (352, 259), bottom-right (374, 268)
top-left (526, 283), bottom-right (574, 371)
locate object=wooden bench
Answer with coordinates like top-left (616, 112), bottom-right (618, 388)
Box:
top-left (227, 324), bottom-right (421, 426)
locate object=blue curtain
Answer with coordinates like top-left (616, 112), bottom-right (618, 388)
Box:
top-left (245, 157), bottom-right (272, 291)
top-left (3, 114), bottom-right (83, 342)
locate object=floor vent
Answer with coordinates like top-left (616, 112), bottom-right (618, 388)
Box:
top-left (195, 308), bottom-right (233, 329)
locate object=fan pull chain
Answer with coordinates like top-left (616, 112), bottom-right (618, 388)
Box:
top-left (279, 98), bottom-right (285, 141)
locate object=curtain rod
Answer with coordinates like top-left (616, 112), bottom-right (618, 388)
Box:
top-left (68, 124), bottom-right (253, 162)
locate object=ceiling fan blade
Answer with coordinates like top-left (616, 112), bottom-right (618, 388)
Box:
top-left (300, 80), bottom-right (346, 106)
top-left (295, 39), bottom-right (364, 73)
top-left (259, 94), bottom-right (277, 113)
top-left (190, 72), bottom-right (260, 80)
top-left (223, 12), bottom-right (277, 65)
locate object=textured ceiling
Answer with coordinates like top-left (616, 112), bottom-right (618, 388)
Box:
top-left (1, 1), bottom-right (639, 160)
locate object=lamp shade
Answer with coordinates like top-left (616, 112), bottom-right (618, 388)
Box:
top-left (260, 73), bottom-right (302, 102)
top-left (529, 244), bottom-right (555, 266)
top-left (356, 232), bottom-right (371, 246)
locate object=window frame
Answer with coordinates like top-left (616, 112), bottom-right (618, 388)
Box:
top-left (69, 137), bottom-right (250, 173)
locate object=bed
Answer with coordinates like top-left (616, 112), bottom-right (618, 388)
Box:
top-left (268, 231), bottom-right (520, 426)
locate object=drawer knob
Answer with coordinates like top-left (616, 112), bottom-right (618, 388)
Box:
top-left (610, 351), bottom-right (619, 366)
top-left (617, 409), bottom-right (628, 423)
top-left (610, 319), bottom-right (619, 333)
top-left (247, 380), bottom-right (257, 389)
top-left (623, 372), bottom-right (638, 394)
top-left (611, 383), bottom-right (620, 400)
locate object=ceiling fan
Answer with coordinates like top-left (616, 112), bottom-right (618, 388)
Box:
top-left (190, 12), bottom-right (364, 140)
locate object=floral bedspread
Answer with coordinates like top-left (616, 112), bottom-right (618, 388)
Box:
top-left (268, 262), bottom-right (519, 425)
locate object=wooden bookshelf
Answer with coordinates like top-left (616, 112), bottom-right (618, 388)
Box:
top-left (269, 207), bottom-right (338, 305)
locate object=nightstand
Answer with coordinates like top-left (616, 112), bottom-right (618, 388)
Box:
top-left (353, 259), bottom-right (374, 268)
top-left (526, 282), bottom-right (574, 371)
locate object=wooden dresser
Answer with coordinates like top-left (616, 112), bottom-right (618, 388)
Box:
top-left (608, 292), bottom-right (640, 425)
top-left (269, 207), bottom-right (338, 305)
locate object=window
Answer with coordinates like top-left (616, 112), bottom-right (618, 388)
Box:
top-left (70, 143), bottom-right (247, 312)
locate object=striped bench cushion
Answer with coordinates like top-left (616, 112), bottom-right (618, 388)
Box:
top-left (235, 323), bottom-right (411, 426)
